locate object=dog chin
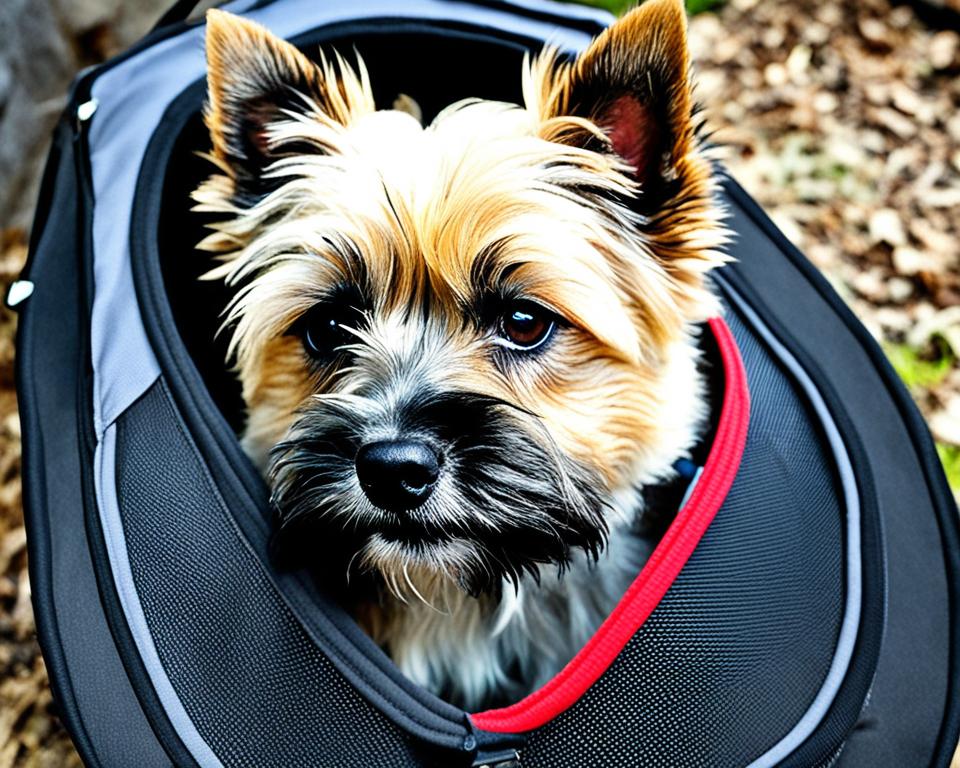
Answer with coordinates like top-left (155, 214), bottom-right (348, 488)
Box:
top-left (357, 534), bottom-right (486, 599)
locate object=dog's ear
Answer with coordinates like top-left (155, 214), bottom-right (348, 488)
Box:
top-left (203, 10), bottom-right (373, 187)
top-left (529, 0), bottom-right (696, 210)
top-left (527, 0), bottom-right (727, 324)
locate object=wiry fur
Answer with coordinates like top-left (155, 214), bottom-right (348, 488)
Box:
top-left (195, 0), bottom-right (728, 710)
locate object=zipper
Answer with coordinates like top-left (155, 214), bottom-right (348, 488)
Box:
top-left (463, 720), bottom-right (525, 767)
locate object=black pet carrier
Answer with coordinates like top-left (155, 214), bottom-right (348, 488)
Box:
top-left (12, 0), bottom-right (960, 765)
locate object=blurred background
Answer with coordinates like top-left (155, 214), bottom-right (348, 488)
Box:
top-left (0, 0), bottom-right (958, 764)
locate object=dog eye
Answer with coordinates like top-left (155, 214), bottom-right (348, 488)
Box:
top-left (300, 302), bottom-right (361, 359)
top-left (497, 301), bottom-right (555, 350)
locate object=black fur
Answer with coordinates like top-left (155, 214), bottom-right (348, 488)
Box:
top-left (269, 390), bottom-right (610, 597)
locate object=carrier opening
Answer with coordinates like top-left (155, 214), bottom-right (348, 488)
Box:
top-left (149, 19), bottom-right (745, 718)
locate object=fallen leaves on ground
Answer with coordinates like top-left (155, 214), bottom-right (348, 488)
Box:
top-left (688, 0), bottom-right (960, 492)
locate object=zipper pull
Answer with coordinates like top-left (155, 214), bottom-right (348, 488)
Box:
top-left (462, 716), bottom-right (524, 767)
top-left (473, 748), bottom-right (521, 767)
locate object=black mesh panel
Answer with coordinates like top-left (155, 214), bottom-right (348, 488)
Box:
top-left (520, 306), bottom-right (846, 767)
top-left (115, 382), bottom-right (432, 768)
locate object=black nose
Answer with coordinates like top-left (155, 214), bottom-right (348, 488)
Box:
top-left (355, 440), bottom-right (440, 512)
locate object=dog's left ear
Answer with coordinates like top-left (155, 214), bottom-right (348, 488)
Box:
top-left (203, 9), bottom-right (373, 192)
top-left (530, 0), bottom-right (697, 210)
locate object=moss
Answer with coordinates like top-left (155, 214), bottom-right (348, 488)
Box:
top-left (685, 0), bottom-right (726, 13)
top-left (563, 0), bottom-right (725, 16)
top-left (884, 339), bottom-right (954, 391)
top-left (936, 443), bottom-right (960, 493)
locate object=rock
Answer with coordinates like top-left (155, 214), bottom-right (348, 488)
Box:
top-left (864, 82), bottom-right (890, 106)
top-left (51, 0), bottom-right (117, 35)
top-left (851, 267), bottom-right (889, 301)
top-left (888, 276), bottom-right (914, 303)
top-left (910, 221), bottom-right (956, 254)
top-left (869, 208), bottom-right (907, 246)
top-left (795, 176), bottom-right (836, 201)
top-left (916, 161), bottom-right (947, 193)
top-left (2, 414), bottom-right (19, 440)
top-left (803, 21), bottom-right (831, 46)
top-left (858, 17), bottom-right (891, 48)
top-left (762, 26), bottom-right (786, 49)
top-left (875, 306), bottom-right (915, 333)
top-left (764, 62), bottom-right (789, 87)
top-left (891, 82), bottom-right (922, 116)
top-left (0, 0), bottom-right (160, 231)
top-left (921, 187), bottom-right (960, 209)
top-left (859, 130), bottom-right (888, 154)
top-left (929, 30), bottom-right (960, 71)
top-left (892, 247), bottom-right (931, 275)
top-left (786, 45), bottom-right (812, 85)
top-left (813, 91), bottom-right (839, 113)
top-left (907, 305), bottom-right (960, 350)
top-left (946, 112), bottom-right (960, 142)
top-left (870, 107), bottom-right (917, 138)
top-left (889, 4), bottom-right (914, 27)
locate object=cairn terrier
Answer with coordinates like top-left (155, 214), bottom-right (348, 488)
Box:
top-left (194, 0), bottom-right (727, 710)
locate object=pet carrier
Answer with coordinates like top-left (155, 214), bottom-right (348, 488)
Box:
top-left (12, 0), bottom-right (960, 765)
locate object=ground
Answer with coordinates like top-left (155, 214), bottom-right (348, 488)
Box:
top-left (0, 0), bottom-right (956, 764)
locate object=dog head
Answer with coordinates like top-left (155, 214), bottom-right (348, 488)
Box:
top-left (195, 0), bottom-right (727, 600)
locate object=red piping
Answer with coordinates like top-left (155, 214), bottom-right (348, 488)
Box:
top-left (471, 317), bottom-right (750, 733)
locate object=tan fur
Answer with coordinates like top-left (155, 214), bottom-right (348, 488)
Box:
top-left (195, 0), bottom-right (729, 708)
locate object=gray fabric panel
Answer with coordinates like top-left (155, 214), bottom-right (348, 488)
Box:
top-left (20, 134), bottom-right (171, 766)
top-left (87, 0), bottom-right (605, 437)
top-left (114, 381), bottom-right (428, 767)
top-left (723, 187), bottom-right (944, 767)
top-left (87, 0), bottom-right (257, 438)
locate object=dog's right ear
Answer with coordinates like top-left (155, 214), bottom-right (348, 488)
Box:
top-left (527, 0), bottom-right (698, 213)
top-left (203, 10), bottom-right (373, 190)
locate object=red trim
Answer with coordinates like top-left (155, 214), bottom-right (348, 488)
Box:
top-left (471, 317), bottom-right (750, 733)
